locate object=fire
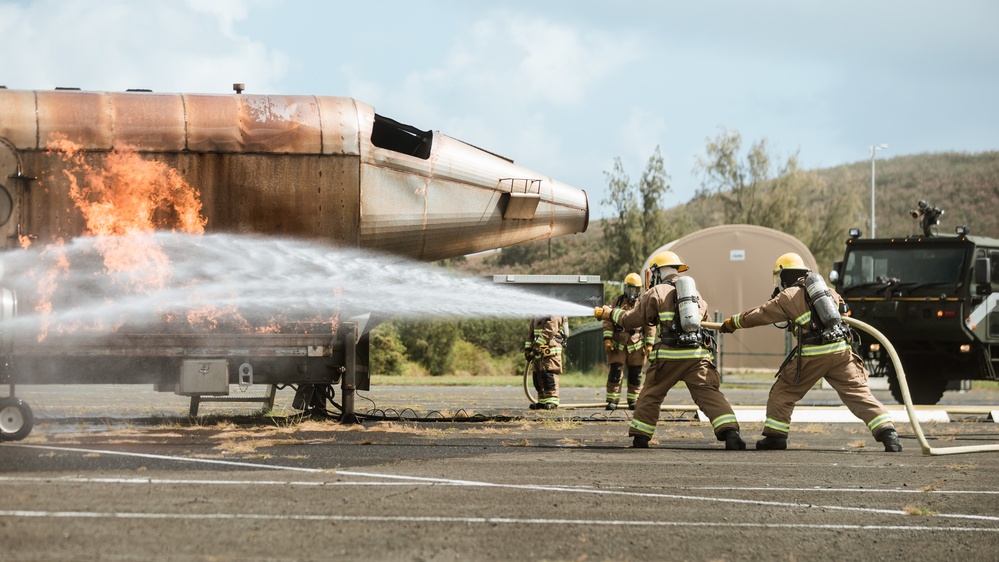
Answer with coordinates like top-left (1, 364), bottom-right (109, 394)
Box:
top-left (32, 138), bottom-right (338, 337)
top-left (49, 136), bottom-right (206, 292)
top-left (33, 137), bottom-right (220, 336)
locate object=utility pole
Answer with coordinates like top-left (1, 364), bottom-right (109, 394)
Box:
top-left (870, 144), bottom-right (888, 238)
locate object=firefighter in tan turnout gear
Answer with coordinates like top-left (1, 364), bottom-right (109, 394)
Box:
top-left (719, 252), bottom-right (902, 452)
top-left (595, 251), bottom-right (745, 450)
top-left (525, 316), bottom-right (567, 410)
top-left (602, 273), bottom-right (655, 410)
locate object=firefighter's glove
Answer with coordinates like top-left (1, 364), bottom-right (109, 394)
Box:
top-left (524, 349), bottom-right (535, 361)
top-left (644, 344), bottom-right (653, 356)
top-left (604, 339), bottom-right (614, 353)
top-left (719, 318), bottom-right (737, 334)
top-left (594, 306), bottom-right (612, 321)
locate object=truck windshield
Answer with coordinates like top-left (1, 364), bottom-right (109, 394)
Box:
top-left (841, 247), bottom-right (966, 290)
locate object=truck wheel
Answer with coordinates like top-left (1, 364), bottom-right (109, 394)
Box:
top-left (0, 397), bottom-right (34, 441)
top-left (887, 371), bottom-right (947, 405)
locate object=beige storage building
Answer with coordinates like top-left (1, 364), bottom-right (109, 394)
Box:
top-left (644, 224), bottom-right (819, 372)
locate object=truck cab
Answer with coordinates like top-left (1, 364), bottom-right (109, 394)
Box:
top-left (832, 222), bottom-right (999, 404)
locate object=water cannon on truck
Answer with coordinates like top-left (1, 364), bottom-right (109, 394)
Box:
top-left (830, 200), bottom-right (999, 404)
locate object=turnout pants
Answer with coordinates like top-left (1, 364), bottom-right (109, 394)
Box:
top-left (629, 358), bottom-right (739, 440)
top-left (763, 350), bottom-right (894, 438)
top-left (532, 353), bottom-right (561, 405)
top-left (606, 361), bottom-right (644, 405)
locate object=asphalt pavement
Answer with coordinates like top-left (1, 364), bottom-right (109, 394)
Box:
top-left (2, 380), bottom-right (998, 561)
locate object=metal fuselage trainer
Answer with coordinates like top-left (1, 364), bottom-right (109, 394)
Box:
top-left (0, 87), bottom-right (590, 439)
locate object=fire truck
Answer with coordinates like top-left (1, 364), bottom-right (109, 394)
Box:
top-left (830, 201), bottom-right (999, 404)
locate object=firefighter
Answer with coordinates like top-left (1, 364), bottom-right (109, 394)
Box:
top-left (719, 252), bottom-right (902, 452)
top-left (595, 251), bottom-right (745, 450)
top-left (525, 316), bottom-right (567, 410)
top-left (603, 273), bottom-right (655, 410)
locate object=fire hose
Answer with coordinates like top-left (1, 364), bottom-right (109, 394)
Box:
top-left (703, 319), bottom-right (999, 456)
top-left (526, 317), bottom-right (999, 454)
top-left (841, 317), bottom-right (999, 456)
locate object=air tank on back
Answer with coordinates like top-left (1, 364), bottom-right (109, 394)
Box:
top-left (0, 88), bottom-right (589, 259)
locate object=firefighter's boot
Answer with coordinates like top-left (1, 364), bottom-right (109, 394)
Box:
top-left (632, 435), bottom-right (650, 449)
top-left (627, 401), bottom-right (637, 411)
top-left (876, 427), bottom-right (902, 452)
top-left (720, 428), bottom-right (746, 450)
top-left (528, 402), bottom-right (540, 410)
top-left (755, 435), bottom-right (788, 450)
top-left (605, 402), bottom-right (618, 411)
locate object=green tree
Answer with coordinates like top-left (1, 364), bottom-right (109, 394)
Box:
top-left (368, 322), bottom-right (408, 376)
top-left (602, 146), bottom-right (672, 281)
top-left (396, 319), bottom-right (459, 375)
top-left (456, 318), bottom-right (525, 357)
top-left (637, 146), bottom-right (672, 259)
top-left (693, 126), bottom-right (857, 268)
top-left (695, 127), bottom-right (805, 228)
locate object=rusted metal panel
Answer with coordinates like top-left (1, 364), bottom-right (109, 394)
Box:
top-left (0, 88), bottom-right (588, 259)
top-left (183, 94), bottom-right (243, 153)
top-left (184, 153), bottom-right (358, 241)
top-left (109, 92), bottom-right (186, 151)
top-left (36, 90), bottom-right (113, 150)
top-left (317, 97), bottom-right (362, 156)
top-left (182, 94), bottom-right (325, 154)
top-left (237, 95), bottom-right (323, 154)
top-left (0, 90), bottom-right (37, 148)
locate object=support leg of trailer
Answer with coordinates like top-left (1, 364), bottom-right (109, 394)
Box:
top-left (340, 321), bottom-right (360, 424)
top-left (264, 384), bottom-right (276, 411)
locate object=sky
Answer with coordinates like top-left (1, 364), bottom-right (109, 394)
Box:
top-left (2, 0), bottom-right (998, 220)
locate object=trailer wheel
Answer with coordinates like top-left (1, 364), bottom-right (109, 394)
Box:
top-left (0, 397), bottom-right (33, 441)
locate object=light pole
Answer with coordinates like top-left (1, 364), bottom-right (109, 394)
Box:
top-left (870, 144), bottom-right (888, 238)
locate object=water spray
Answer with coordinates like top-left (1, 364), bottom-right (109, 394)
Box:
top-left (0, 233), bottom-right (594, 340)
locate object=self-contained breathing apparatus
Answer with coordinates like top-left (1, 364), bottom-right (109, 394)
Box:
top-left (800, 273), bottom-right (849, 345)
top-left (662, 276), bottom-right (713, 349)
top-left (775, 272), bottom-right (850, 382)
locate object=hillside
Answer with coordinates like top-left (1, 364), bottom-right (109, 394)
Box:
top-left (452, 151), bottom-right (999, 278)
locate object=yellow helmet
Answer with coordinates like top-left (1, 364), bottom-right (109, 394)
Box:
top-left (623, 272), bottom-right (642, 299)
top-left (646, 250), bottom-right (688, 288)
top-left (773, 252), bottom-right (809, 288)
top-left (650, 251), bottom-right (688, 272)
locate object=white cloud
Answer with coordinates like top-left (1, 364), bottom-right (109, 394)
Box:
top-left (0, 0), bottom-right (289, 94)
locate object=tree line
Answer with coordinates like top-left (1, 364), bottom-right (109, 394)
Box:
top-left (371, 134), bottom-right (999, 377)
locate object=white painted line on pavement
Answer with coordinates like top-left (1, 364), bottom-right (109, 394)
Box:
top-left (0, 476), bottom-right (415, 486)
top-left (1, 476), bottom-right (997, 497)
top-left (0, 509), bottom-right (996, 533)
top-left (701, 409), bottom-right (951, 423)
top-left (2, 443), bottom-right (325, 473)
top-left (338, 470), bottom-right (999, 523)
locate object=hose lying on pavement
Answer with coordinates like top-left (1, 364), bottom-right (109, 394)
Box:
top-left (521, 360), bottom-right (697, 413)
top-left (704, 319), bottom-right (999, 456)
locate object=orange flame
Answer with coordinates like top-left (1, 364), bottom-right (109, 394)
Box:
top-left (48, 136), bottom-right (206, 293)
top-left (36, 138), bottom-right (338, 337)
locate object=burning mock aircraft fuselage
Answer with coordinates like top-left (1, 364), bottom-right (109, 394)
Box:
top-left (0, 89), bottom-right (588, 258)
top-left (0, 88), bottom-right (590, 435)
